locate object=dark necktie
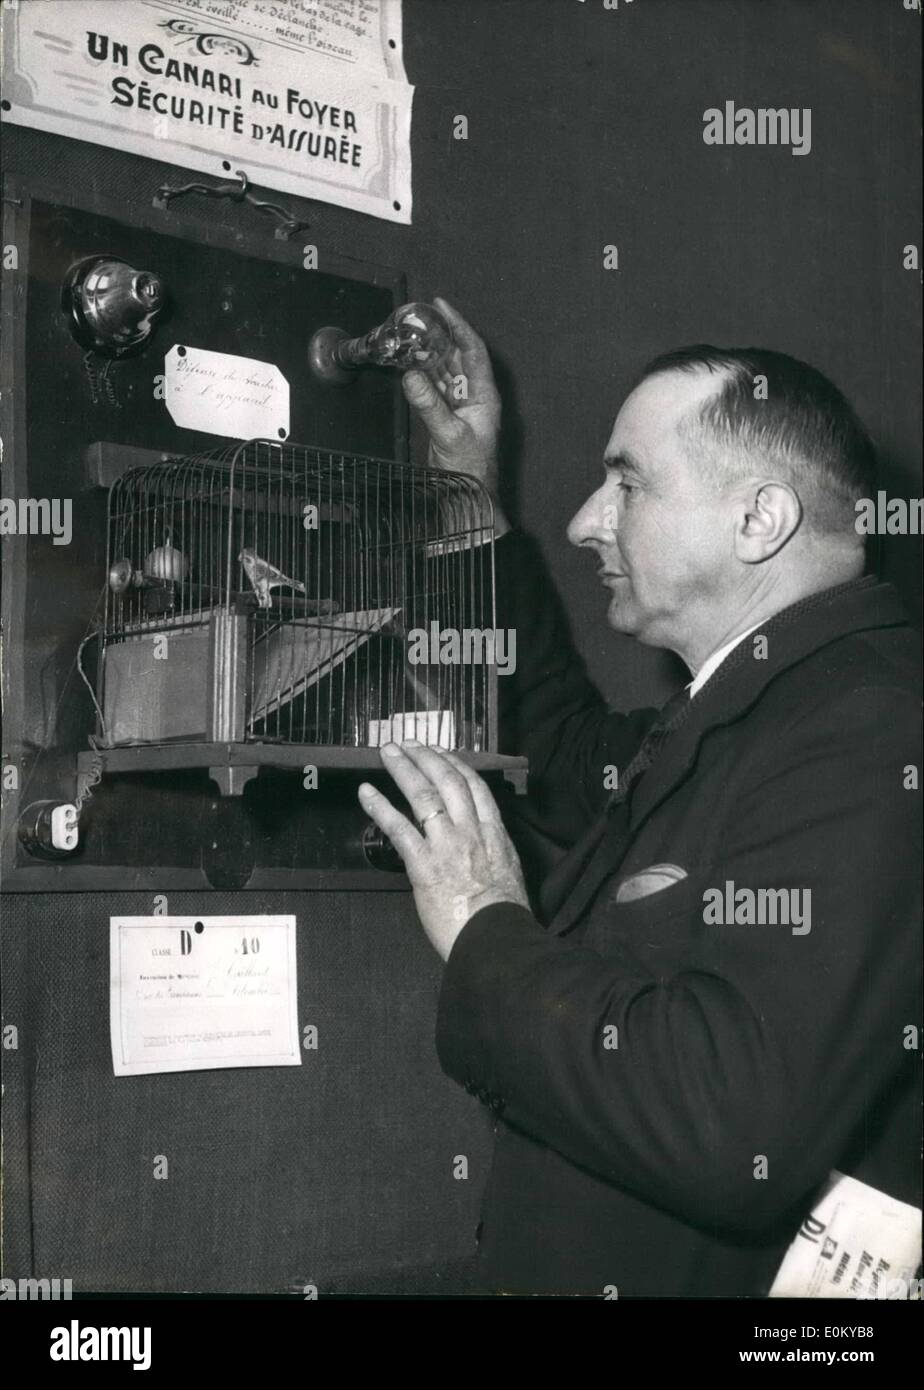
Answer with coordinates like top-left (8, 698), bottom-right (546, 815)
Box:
top-left (605, 683), bottom-right (692, 813)
top-left (539, 684), bottom-right (691, 928)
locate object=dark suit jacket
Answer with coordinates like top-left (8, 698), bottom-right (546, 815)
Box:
top-left (436, 531), bottom-right (922, 1296)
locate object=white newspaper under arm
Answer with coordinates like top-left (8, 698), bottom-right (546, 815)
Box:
top-left (769, 1170), bottom-right (922, 1299)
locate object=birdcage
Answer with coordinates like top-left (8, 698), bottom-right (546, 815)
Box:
top-left (89, 439), bottom-right (517, 792)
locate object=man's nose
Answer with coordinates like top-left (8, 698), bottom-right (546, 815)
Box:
top-left (567, 488), bottom-right (617, 548)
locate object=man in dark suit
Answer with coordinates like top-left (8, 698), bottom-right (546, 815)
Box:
top-left (358, 301), bottom-right (922, 1297)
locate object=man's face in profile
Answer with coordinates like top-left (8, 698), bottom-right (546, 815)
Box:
top-left (567, 368), bottom-right (739, 655)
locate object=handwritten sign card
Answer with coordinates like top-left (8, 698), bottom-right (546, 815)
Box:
top-left (164, 344), bottom-right (290, 440)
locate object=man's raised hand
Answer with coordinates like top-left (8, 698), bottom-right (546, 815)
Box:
top-left (402, 298), bottom-right (507, 531)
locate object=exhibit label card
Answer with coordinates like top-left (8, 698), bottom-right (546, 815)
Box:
top-left (164, 345), bottom-right (291, 440)
top-left (1, 0), bottom-right (413, 224)
top-left (110, 915), bottom-right (301, 1076)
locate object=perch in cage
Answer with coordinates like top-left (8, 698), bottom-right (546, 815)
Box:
top-left (95, 439), bottom-right (503, 766)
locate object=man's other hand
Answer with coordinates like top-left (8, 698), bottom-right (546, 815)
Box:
top-left (358, 741), bottom-right (530, 961)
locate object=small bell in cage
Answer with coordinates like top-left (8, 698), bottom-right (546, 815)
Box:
top-left (144, 533), bottom-right (189, 583)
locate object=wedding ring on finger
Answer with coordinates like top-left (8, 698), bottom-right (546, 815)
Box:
top-left (418, 807), bottom-right (448, 828)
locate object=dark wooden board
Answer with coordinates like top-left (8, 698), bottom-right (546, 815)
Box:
top-left (1, 177), bottom-right (409, 888)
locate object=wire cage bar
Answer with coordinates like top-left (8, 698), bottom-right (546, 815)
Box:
top-left (97, 439), bottom-right (500, 763)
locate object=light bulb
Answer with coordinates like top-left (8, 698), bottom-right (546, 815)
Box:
top-left (357, 302), bottom-right (453, 371)
top-left (308, 302), bottom-right (453, 385)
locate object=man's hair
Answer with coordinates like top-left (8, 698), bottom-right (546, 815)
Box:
top-left (637, 345), bottom-right (877, 535)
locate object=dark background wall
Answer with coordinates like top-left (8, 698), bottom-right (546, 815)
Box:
top-left (397, 0), bottom-right (922, 706)
top-left (5, 0), bottom-right (921, 706)
top-left (1, 0), bottom-right (920, 1293)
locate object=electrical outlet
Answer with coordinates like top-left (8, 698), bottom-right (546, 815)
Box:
top-left (50, 803), bottom-right (79, 852)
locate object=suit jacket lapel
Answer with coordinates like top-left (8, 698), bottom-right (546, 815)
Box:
top-left (545, 577), bottom-right (908, 938)
top-left (546, 812), bottom-right (631, 935)
top-left (628, 576), bottom-right (907, 835)
top-left (539, 815), bottom-right (609, 924)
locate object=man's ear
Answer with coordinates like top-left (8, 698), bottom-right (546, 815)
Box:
top-left (735, 481), bottom-right (803, 562)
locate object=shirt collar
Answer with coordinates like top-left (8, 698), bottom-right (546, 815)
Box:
top-left (688, 622), bottom-right (763, 697)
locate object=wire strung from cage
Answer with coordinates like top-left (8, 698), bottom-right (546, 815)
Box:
top-left (0, 583), bottom-right (109, 856)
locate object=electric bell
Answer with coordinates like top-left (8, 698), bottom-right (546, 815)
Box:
top-left (62, 255), bottom-right (166, 358)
